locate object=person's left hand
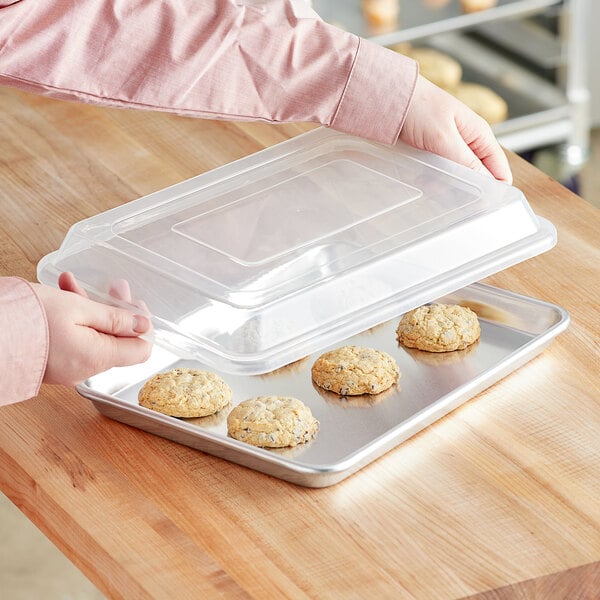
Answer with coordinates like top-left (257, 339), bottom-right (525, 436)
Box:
top-left (400, 75), bottom-right (513, 184)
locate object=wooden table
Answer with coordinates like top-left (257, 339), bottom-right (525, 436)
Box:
top-left (1, 85), bottom-right (599, 599)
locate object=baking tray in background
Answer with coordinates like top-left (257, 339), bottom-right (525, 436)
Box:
top-left (312, 0), bottom-right (562, 46)
top-left (79, 283), bottom-right (569, 488)
top-left (415, 32), bottom-right (571, 151)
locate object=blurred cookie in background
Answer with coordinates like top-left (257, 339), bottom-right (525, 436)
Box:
top-left (361, 0), bottom-right (400, 34)
top-left (460, 0), bottom-right (498, 13)
top-left (404, 46), bottom-right (463, 90)
top-left (452, 82), bottom-right (508, 124)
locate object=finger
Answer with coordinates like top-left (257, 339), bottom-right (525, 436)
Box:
top-left (58, 272), bottom-right (89, 298)
top-left (452, 144), bottom-right (490, 178)
top-left (80, 300), bottom-right (152, 337)
top-left (133, 298), bottom-right (151, 316)
top-left (476, 145), bottom-right (512, 185)
top-left (433, 126), bottom-right (491, 178)
top-left (108, 279), bottom-right (133, 303)
top-left (458, 113), bottom-right (513, 184)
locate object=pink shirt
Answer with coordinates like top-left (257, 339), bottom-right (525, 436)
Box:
top-left (0, 278), bottom-right (48, 404)
top-left (0, 0), bottom-right (418, 404)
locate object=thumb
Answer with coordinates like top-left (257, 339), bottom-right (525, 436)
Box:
top-left (93, 334), bottom-right (154, 369)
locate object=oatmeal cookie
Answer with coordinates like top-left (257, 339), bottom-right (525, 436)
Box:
top-left (396, 304), bottom-right (481, 352)
top-left (361, 0), bottom-right (400, 33)
top-left (227, 396), bottom-right (319, 448)
top-left (460, 0), bottom-right (497, 13)
top-left (405, 47), bottom-right (462, 90)
top-left (311, 345), bottom-right (400, 396)
top-left (452, 82), bottom-right (508, 124)
top-left (138, 367), bottom-right (232, 418)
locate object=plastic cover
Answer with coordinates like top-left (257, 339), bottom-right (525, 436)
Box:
top-left (37, 128), bottom-right (556, 374)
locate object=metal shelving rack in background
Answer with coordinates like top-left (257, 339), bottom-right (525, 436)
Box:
top-left (313, 0), bottom-right (590, 186)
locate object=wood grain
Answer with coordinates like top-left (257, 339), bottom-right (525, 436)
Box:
top-left (465, 560), bottom-right (600, 599)
top-left (1, 85), bottom-right (599, 599)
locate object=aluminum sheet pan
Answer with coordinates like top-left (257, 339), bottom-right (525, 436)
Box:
top-left (79, 283), bottom-right (569, 487)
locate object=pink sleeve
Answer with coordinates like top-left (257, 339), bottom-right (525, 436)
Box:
top-left (0, 0), bottom-right (418, 144)
top-left (0, 278), bottom-right (48, 405)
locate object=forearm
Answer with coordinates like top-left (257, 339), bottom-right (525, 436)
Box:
top-left (0, 0), bottom-right (418, 144)
top-left (0, 278), bottom-right (48, 405)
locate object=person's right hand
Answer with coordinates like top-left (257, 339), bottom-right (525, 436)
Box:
top-left (32, 276), bottom-right (152, 387)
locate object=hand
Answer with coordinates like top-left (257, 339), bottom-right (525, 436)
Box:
top-left (32, 273), bottom-right (153, 387)
top-left (400, 75), bottom-right (513, 184)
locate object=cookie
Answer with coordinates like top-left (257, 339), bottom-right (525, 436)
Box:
top-left (388, 42), bottom-right (413, 56)
top-left (138, 367), bottom-right (232, 418)
top-left (452, 82), bottom-right (508, 124)
top-left (361, 0), bottom-right (400, 33)
top-left (319, 384), bottom-right (397, 407)
top-left (311, 345), bottom-right (400, 396)
top-left (227, 396), bottom-right (319, 448)
top-left (405, 47), bottom-right (462, 90)
top-left (396, 304), bottom-right (481, 352)
top-left (460, 0), bottom-right (497, 13)
top-left (402, 341), bottom-right (478, 366)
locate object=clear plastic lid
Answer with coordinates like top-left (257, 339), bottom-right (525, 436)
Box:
top-left (37, 128), bottom-right (556, 374)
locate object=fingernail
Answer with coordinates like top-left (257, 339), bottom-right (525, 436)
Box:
top-left (133, 315), bottom-right (150, 333)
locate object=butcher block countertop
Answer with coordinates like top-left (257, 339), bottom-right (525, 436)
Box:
top-left (1, 86), bottom-right (599, 599)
